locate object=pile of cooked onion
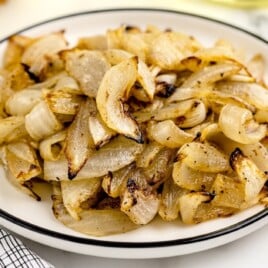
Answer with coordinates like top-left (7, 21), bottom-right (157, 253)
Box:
top-left (0, 25), bottom-right (267, 236)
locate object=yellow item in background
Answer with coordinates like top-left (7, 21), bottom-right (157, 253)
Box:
top-left (207, 0), bottom-right (268, 8)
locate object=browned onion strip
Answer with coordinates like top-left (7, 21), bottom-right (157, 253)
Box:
top-left (52, 183), bottom-right (138, 236)
top-left (44, 136), bottom-right (144, 181)
top-left (62, 49), bottom-right (110, 97)
top-left (96, 57), bottom-right (143, 142)
top-left (64, 99), bottom-right (94, 179)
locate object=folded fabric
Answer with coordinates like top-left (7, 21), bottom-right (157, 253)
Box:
top-left (0, 229), bottom-right (54, 268)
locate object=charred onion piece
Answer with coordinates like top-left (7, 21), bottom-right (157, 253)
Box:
top-left (177, 142), bottom-right (230, 173)
top-left (219, 104), bottom-right (266, 144)
top-left (62, 49), bottom-right (110, 97)
top-left (230, 148), bottom-right (267, 202)
top-left (121, 169), bottom-right (159, 225)
top-left (96, 57), bottom-right (143, 143)
top-left (65, 99), bottom-right (94, 179)
top-left (52, 183), bottom-right (138, 236)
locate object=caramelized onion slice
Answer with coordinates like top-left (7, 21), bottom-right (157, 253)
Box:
top-left (26, 72), bottom-right (67, 90)
top-left (206, 90), bottom-right (255, 113)
top-left (179, 192), bottom-right (211, 224)
top-left (25, 101), bottom-right (63, 141)
top-left (102, 164), bottom-right (135, 198)
top-left (167, 87), bottom-right (201, 102)
top-left (77, 35), bottom-right (107, 50)
top-left (219, 104), bottom-right (266, 144)
top-left (173, 161), bottom-right (216, 191)
top-left (44, 89), bottom-right (83, 115)
top-left (247, 54), bottom-right (265, 83)
top-left (182, 62), bottom-right (240, 88)
top-left (21, 32), bottom-right (67, 77)
top-left (216, 82), bottom-right (268, 111)
top-left (104, 49), bottom-right (133, 65)
top-left (201, 123), bottom-right (268, 172)
top-left (61, 178), bottom-right (101, 220)
top-left (52, 183), bottom-right (138, 236)
top-left (177, 142), bottom-right (230, 172)
top-left (211, 174), bottom-right (246, 209)
top-left (6, 142), bottom-right (41, 183)
top-left (134, 99), bottom-right (205, 125)
top-left (65, 99), bottom-right (94, 179)
top-left (44, 136), bottom-right (144, 181)
top-left (54, 75), bottom-right (80, 92)
top-left (149, 32), bottom-right (201, 70)
top-left (5, 89), bottom-right (42, 116)
top-left (137, 59), bottom-right (155, 100)
top-left (107, 26), bottom-right (150, 61)
top-left (143, 148), bottom-right (175, 185)
top-left (5, 169), bottom-right (41, 201)
top-left (3, 35), bottom-right (33, 68)
top-left (169, 63), bottom-right (241, 103)
top-left (88, 98), bottom-right (116, 149)
top-left (62, 49), bottom-right (110, 97)
top-left (136, 142), bottom-right (163, 168)
top-left (39, 130), bottom-right (66, 161)
top-left (96, 57), bottom-right (143, 142)
top-left (192, 202), bottom-right (237, 224)
top-left (147, 120), bottom-right (194, 148)
top-left (0, 116), bottom-right (27, 144)
top-left (121, 169), bottom-right (159, 225)
top-left (159, 178), bottom-right (187, 221)
top-left (230, 148), bottom-right (267, 202)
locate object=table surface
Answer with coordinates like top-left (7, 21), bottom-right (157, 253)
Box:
top-left (0, 0), bottom-right (268, 267)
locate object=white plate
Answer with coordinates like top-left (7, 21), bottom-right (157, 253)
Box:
top-left (0, 8), bottom-right (267, 259)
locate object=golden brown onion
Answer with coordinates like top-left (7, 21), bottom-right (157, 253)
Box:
top-left (64, 99), bottom-right (94, 179)
top-left (44, 136), bottom-right (144, 181)
top-left (62, 49), bottom-right (110, 97)
top-left (219, 104), bottom-right (266, 144)
top-left (177, 142), bottom-right (230, 172)
top-left (52, 183), bottom-right (138, 236)
top-left (96, 57), bottom-right (143, 142)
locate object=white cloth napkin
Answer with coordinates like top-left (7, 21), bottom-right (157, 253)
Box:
top-left (0, 229), bottom-right (54, 268)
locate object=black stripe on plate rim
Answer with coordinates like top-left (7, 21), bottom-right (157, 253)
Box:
top-left (0, 8), bottom-right (267, 249)
top-left (0, 208), bottom-right (267, 248)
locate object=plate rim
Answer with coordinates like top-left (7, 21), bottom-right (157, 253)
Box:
top-left (0, 207), bottom-right (267, 248)
top-left (0, 7), bottom-right (267, 44)
top-left (0, 7), bottom-right (267, 249)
